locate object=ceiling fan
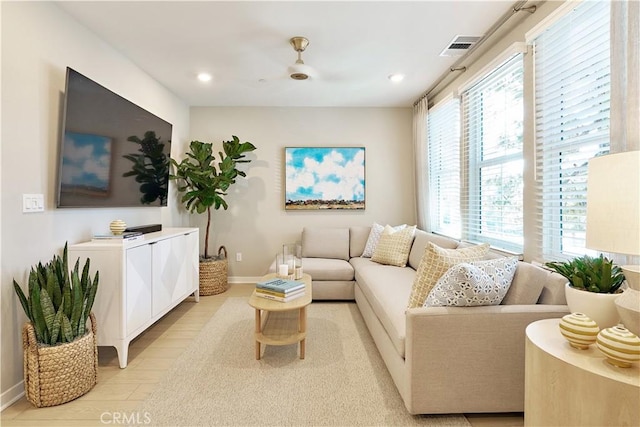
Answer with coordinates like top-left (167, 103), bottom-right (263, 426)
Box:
top-left (288, 36), bottom-right (317, 80)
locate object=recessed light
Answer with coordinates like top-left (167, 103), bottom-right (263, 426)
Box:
top-left (197, 73), bottom-right (212, 82)
top-left (388, 73), bottom-right (405, 83)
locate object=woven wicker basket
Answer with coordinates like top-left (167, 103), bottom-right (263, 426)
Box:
top-left (199, 245), bottom-right (229, 296)
top-left (22, 313), bottom-right (98, 407)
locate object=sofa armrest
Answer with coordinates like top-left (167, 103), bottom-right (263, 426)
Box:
top-left (404, 304), bottom-right (569, 413)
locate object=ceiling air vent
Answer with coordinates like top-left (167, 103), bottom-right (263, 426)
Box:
top-left (440, 35), bottom-right (483, 57)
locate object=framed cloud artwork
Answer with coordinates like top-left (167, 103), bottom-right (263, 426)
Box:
top-left (285, 147), bottom-right (365, 210)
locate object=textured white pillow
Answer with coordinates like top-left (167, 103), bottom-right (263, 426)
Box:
top-left (362, 223), bottom-right (406, 258)
top-left (425, 257), bottom-right (519, 307)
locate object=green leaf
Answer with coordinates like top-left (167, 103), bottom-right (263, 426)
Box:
top-left (39, 288), bottom-right (56, 343)
top-left (60, 314), bottom-right (73, 343)
top-left (29, 281), bottom-right (47, 344)
top-left (13, 279), bottom-right (31, 321)
top-left (70, 270), bottom-right (83, 336)
top-left (50, 304), bottom-right (64, 345)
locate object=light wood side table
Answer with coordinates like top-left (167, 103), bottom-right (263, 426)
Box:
top-left (248, 273), bottom-right (312, 360)
top-left (525, 318), bottom-right (640, 426)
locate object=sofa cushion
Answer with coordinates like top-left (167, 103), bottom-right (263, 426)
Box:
top-left (425, 257), bottom-right (518, 307)
top-left (407, 242), bottom-right (490, 309)
top-left (538, 270), bottom-right (569, 305)
top-left (371, 225), bottom-right (416, 267)
top-left (362, 223), bottom-right (407, 258)
top-left (349, 226), bottom-right (371, 258)
top-left (302, 227), bottom-right (350, 261)
top-left (408, 230), bottom-right (459, 270)
top-left (501, 262), bottom-right (549, 305)
top-left (355, 263), bottom-right (416, 358)
top-left (302, 257), bottom-right (354, 281)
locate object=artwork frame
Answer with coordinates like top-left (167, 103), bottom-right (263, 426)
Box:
top-left (285, 146), bottom-right (365, 210)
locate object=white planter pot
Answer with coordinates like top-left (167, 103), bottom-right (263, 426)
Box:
top-left (615, 287), bottom-right (640, 337)
top-left (564, 283), bottom-right (622, 329)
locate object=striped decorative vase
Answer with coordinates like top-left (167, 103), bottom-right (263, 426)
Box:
top-left (596, 325), bottom-right (640, 368)
top-left (558, 312), bottom-right (599, 349)
top-left (109, 219), bottom-right (127, 235)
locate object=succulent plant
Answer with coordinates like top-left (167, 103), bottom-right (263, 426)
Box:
top-left (13, 243), bottom-right (99, 345)
top-left (545, 254), bottom-right (625, 294)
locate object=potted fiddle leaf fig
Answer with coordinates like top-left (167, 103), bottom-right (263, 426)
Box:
top-left (545, 254), bottom-right (626, 329)
top-left (13, 243), bottom-right (99, 407)
top-left (170, 136), bottom-right (256, 295)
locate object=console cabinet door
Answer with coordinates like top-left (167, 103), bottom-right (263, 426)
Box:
top-left (152, 237), bottom-right (181, 316)
top-left (125, 244), bottom-right (153, 335)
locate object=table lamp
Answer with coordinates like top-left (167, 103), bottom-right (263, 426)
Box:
top-left (586, 151), bottom-right (640, 336)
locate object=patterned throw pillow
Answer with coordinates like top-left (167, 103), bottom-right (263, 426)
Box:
top-left (362, 223), bottom-right (406, 258)
top-left (425, 257), bottom-right (519, 307)
top-left (407, 242), bottom-right (490, 309)
top-left (371, 225), bottom-right (416, 267)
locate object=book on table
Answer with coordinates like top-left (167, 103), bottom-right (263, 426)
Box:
top-left (256, 278), bottom-right (305, 294)
top-left (255, 287), bottom-right (305, 302)
top-left (92, 232), bottom-right (144, 242)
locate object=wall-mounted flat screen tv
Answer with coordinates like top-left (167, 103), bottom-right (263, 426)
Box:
top-left (56, 67), bottom-right (173, 208)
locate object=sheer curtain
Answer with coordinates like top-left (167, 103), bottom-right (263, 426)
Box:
top-left (611, 0), bottom-right (639, 152)
top-left (413, 96), bottom-right (429, 230)
top-left (611, 0), bottom-right (639, 267)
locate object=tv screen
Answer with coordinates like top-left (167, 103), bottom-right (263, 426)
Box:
top-left (57, 67), bottom-right (173, 208)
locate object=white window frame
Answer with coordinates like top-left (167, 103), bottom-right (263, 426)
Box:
top-left (529, 0), bottom-right (611, 261)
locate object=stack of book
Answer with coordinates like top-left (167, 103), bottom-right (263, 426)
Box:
top-left (255, 278), bottom-right (305, 302)
top-left (92, 232), bottom-right (144, 242)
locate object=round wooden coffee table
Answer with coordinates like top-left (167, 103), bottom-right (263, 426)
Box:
top-left (248, 273), bottom-right (312, 360)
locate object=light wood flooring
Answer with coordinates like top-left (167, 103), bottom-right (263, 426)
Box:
top-left (1, 284), bottom-right (523, 427)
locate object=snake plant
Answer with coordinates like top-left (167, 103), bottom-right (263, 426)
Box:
top-left (545, 254), bottom-right (625, 294)
top-left (13, 243), bottom-right (99, 345)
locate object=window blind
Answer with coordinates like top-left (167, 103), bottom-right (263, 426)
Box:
top-left (534, 0), bottom-right (610, 260)
top-left (461, 54), bottom-right (524, 252)
top-left (427, 97), bottom-right (461, 239)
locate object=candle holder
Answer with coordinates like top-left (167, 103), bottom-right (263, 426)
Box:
top-left (277, 243), bottom-right (303, 280)
top-left (275, 252), bottom-right (291, 279)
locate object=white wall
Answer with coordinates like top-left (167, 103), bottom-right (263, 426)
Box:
top-left (0, 2), bottom-right (190, 407)
top-left (189, 107), bottom-right (415, 278)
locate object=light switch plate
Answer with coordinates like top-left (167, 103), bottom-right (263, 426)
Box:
top-left (23, 194), bottom-right (44, 213)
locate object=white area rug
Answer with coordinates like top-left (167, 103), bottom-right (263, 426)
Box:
top-left (137, 298), bottom-right (470, 426)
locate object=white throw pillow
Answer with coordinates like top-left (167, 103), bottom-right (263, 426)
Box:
top-left (425, 257), bottom-right (519, 307)
top-left (362, 222), bottom-right (406, 258)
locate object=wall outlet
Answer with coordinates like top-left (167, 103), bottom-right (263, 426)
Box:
top-left (236, 252), bottom-right (242, 262)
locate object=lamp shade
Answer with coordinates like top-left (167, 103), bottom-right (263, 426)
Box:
top-left (585, 151), bottom-right (640, 256)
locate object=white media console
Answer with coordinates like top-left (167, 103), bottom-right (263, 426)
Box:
top-left (69, 227), bottom-right (200, 368)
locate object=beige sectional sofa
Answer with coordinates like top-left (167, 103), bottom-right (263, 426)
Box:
top-left (294, 226), bottom-right (569, 415)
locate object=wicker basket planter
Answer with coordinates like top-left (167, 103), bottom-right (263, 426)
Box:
top-left (199, 246), bottom-right (229, 296)
top-left (22, 313), bottom-right (98, 407)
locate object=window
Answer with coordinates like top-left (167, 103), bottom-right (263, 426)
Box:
top-left (427, 98), bottom-right (461, 239)
top-left (533, 0), bottom-right (610, 260)
top-left (461, 54), bottom-right (524, 252)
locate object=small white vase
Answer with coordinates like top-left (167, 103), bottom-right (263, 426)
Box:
top-left (615, 287), bottom-right (640, 337)
top-left (564, 283), bottom-right (622, 329)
